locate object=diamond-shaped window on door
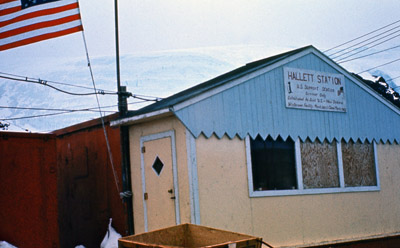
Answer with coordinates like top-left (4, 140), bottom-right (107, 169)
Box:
top-left (152, 156), bottom-right (164, 176)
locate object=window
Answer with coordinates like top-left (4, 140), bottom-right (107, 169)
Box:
top-left (246, 136), bottom-right (379, 197)
top-left (301, 139), bottom-right (339, 189)
top-left (152, 156), bottom-right (164, 176)
top-left (250, 136), bottom-right (297, 191)
top-left (342, 140), bottom-right (377, 187)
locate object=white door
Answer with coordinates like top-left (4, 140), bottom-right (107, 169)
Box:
top-left (140, 131), bottom-right (180, 231)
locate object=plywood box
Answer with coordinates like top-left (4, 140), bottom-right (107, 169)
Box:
top-left (119, 223), bottom-right (262, 248)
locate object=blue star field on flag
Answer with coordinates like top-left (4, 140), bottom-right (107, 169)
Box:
top-left (20, 0), bottom-right (61, 9)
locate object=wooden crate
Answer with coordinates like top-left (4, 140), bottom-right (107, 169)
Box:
top-left (119, 223), bottom-right (262, 248)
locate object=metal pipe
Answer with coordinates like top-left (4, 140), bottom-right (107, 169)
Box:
top-left (114, 0), bottom-right (134, 235)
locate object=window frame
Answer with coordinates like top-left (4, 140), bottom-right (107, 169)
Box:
top-left (245, 136), bottom-right (380, 197)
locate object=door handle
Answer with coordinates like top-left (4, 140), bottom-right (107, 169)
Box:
top-left (168, 189), bottom-right (173, 194)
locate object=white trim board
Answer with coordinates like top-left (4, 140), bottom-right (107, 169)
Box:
top-left (110, 108), bottom-right (172, 127)
top-left (185, 129), bottom-right (201, 224)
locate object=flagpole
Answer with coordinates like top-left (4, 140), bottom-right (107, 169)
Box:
top-left (114, 0), bottom-right (134, 235)
top-left (115, 0), bottom-right (123, 114)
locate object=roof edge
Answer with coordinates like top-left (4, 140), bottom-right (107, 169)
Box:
top-left (308, 48), bottom-right (400, 116)
top-left (52, 113), bottom-right (119, 136)
top-left (110, 108), bottom-right (172, 127)
top-left (173, 46), bottom-right (316, 112)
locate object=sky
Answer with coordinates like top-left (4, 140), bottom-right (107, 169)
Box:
top-left (1, 1), bottom-right (399, 62)
top-left (1, 0), bottom-right (400, 131)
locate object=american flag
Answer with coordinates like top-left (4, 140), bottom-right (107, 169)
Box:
top-left (0, 0), bottom-right (83, 51)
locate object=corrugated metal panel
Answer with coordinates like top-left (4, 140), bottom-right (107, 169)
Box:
top-left (174, 53), bottom-right (400, 143)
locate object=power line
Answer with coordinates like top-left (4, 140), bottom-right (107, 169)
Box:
top-left (328, 24), bottom-right (400, 57)
top-left (81, 30), bottom-right (121, 197)
top-left (357, 57), bottom-right (400, 74)
top-left (0, 105), bottom-right (116, 113)
top-left (132, 94), bottom-right (161, 102)
top-left (5, 121), bottom-right (29, 132)
top-left (324, 19), bottom-right (400, 53)
top-left (0, 71), bottom-right (117, 94)
top-left (338, 44), bottom-right (400, 63)
top-left (1, 111), bottom-right (75, 121)
top-left (331, 29), bottom-right (400, 60)
top-left (0, 100), bottom-right (150, 122)
top-left (69, 100), bottom-right (149, 110)
top-left (387, 75), bottom-right (400, 83)
top-left (0, 74), bottom-right (117, 96)
top-left (0, 72), bottom-right (163, 101)
top-left (0, 107), bottom-right (118, 121)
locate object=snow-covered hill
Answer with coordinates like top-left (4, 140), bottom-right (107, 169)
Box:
top-left (0, 45), bottom-right (398, 132)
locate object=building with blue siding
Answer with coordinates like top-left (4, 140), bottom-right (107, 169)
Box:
top-left (112, 46), bottom-right (400, 247)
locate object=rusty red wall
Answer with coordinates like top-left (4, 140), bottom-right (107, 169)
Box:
top-left (56, 122), bottom-right (127, 248)
top-left (0, 132), bottom-right (59, 248)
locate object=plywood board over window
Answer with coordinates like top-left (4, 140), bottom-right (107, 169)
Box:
top-left (301, 139), bottom-right (340, 189)
top-left (342, 140), bottom-right (377, 187)
top-left (246, 135), bottom-right (380, 197)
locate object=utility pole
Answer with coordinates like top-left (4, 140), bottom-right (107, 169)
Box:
top-left (114, 0), bottom-right (134, 235)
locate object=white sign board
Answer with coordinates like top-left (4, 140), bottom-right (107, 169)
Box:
top-left (284, 67), bottom-right (346, 112)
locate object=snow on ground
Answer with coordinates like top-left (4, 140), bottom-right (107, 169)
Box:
top-left (72, 219), bottom-right (121, 248)
top-left (100, 219), bottom-right (121, 248)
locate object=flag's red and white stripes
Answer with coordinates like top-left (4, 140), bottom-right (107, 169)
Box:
top-left (0, 0), bottom-right (83, 51)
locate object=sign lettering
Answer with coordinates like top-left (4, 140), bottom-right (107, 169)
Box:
top-left (284, 67), bottom-right (346, 112)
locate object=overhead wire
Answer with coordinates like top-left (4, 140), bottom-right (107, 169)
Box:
top-left (330, 28), bottom-right (400, 60)
top-left (357, 57), bottom-right (400, 74)
top-left (0, 74), bottom-right (117, 96)
top-left (0, 100), bottom-right (149, 113)
top-left (387, 75), bottom-right (400, 82)
top-left (0, 71), bottom-right (162, 101)
top-left (337, 44), bottom-right (400, 63)
top-left (324, 19), bottom-right (400, 53)
top-left (0, 105), bottom-right (120, 121)
top-left (132, 94), bottom-right (161, 102)
top-left (0, 105), bottom-right (116, 113)
top-left (322, 19), bottom-right (400, 92)
top-left (0, 100), bottom-right (150, 122)
top-left (81, 31), bottom-right (121, 196)
top-left (1, 111), bottom-right (74, 121)
top-left (0, 71), bottom-right (117, 94)
top-left (6, 121), bottom-right (28, 132)
top-left (328, 24), bottom-right (400, 57)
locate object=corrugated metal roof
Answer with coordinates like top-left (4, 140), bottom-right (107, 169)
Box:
top-left (115, 46), bottom-right (400, 143)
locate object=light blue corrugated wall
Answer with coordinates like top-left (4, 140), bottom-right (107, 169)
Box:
top-left (174, 53), bottom-right (400, 143)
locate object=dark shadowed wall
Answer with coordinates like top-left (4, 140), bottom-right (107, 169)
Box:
top-left (55, 115), bottom-right (127, 248)
top-left (0, 132), bottom-right (59, 248)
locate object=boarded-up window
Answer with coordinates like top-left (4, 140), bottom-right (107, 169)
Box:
top-left (342, 140), bottom-right (377, 187)
top-left (301, 139), bottom-right (340, 189)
